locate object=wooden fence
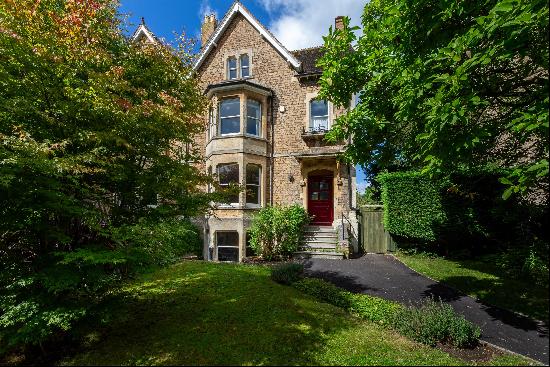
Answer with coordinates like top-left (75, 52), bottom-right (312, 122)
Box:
top-left (358, 205), bottom-right (395, 253)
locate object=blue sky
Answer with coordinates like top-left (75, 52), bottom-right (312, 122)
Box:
top-left (118, 0), bottom-right (368, 192)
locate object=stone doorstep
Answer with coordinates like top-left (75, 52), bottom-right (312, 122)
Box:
top-left (293, 251), bottom-right (344, 260)
top-left (304, 225), bottom-right (337, 233)
top-left (300, 243), bottom-right (340, 250)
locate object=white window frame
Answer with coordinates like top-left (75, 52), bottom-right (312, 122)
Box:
top-left (219, 98), bottom-right (241, 136)
top-left (216, 231), bottom-right (239, 262)
top-left (227, 57), bottom-right (237, 80)
top-left (245, 99), bottom-right (261, 137)
top-left (217, 162), bottom-right (240, 206)
top-left (240, 54), bottom-right (250, 78)
top-left (309, 99), bottom-right (330, 131)
top-left (245, 164), bottom-right (261, 207)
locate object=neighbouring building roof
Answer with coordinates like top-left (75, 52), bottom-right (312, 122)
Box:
top-left (291, 46), bottom-right (325, 76)
top-left (193, 1), bottom-right (302, 72)
top-left (131, 18), bottom-right (157, 43)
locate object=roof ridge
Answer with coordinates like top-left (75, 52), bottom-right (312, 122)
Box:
top-left (291, 45), bottom-right (324, 53)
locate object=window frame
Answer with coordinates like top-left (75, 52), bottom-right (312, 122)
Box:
top-left (218, 97), bottom-right (241, 136)
top-left (217, 162), bottom-right (240, 206)
top-left (227, 57), bottom-right (238, 80)
top-left (309, 99), bottom-right (330, 131)
top-left (240, 54), bottom-right (250, 78)
top-left (216, 231), bottom-right (239, 262)
top-left (245, 99), bottom-right (261, 137)
top-left (245, 164), bottom-right (261, 207)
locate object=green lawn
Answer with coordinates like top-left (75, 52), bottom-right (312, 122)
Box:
top-left (60, 261), bottom-right (533, 366)
top-left (395, 252), bottom-right (549, 322)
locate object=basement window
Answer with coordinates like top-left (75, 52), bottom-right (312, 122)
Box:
top-left (216, 231), bottom-right (239, 262)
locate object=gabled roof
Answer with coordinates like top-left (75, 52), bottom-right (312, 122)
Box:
top-left (131, 18), bottom-right (157, 43)
top-left (193, 1), bottom-right (302, 72)
top-left (291, 46), bottom-right (324, 75)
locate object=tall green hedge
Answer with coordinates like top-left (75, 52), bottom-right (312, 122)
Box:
top-left (378, 172), bottom-right (446, 242)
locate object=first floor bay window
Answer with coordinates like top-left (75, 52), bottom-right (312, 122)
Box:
top-left (246, 164), bottom-right (261, 206)
top-left (217, 163), bottom-right (239, 205)
top-left (219, 98), bottom-right (240, 135)
top-left (246, 99), bottom-right (261, 136)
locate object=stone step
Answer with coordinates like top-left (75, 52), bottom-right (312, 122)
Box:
top-left (300, 242), bottom-right (339, 250)
top-left (305, 225), bottom-right (336, 233)
top-left (304, 232), bottom-right (338, 239)
top-left (293, 251), bottom-right (344, 260)
top-left (303, 236), bottom-right (338, 244)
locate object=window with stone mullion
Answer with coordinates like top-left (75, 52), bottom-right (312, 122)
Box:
top-left (240, 54), bottom-right (250, 78)
top-left (217, 163), bottom-right (239, 205)
top-left (246, 99), bottom-right (261, 136)
top-left (227, 57), bottom-right (237, 80)
top-left (246, 164), bottom-right (261, 205)
top-left (219, 98), bottom-right (240, 135)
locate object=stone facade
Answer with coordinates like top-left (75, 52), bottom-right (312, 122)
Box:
top-left (193, 3), bottom-right (357, 261)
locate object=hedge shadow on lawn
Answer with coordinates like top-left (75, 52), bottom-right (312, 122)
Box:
top-left (62, 262), bottom-right (366, 366)
top-left (300, 259), bottom-right (381, 294)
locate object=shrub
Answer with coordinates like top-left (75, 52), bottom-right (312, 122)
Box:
top-left (379, 171), bottom-right (446, 242)
top-left (111, 218), bottom-right (203, 266)
top-left (271, 263), bottom-right (304, 285)
top-left (391, 298), bottom-right (481, 348)
top-left (249, 205), bottom-right (310, 260)
top-left (292, 278), bottom-right (400, 324)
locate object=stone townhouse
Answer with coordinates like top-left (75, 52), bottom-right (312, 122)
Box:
top-left (133, 1), bottom-right (358, 262)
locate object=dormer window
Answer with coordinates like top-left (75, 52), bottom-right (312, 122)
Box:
top-left (310, 99), bottom-right (329, 131)
top-left (227, 57), bottom-right (237, 80)
top-left (240, 54), bottom-right (250, 78)
top-left (219, 98), bottom-right (240, 135)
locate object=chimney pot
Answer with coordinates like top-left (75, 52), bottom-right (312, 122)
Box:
top-left (201, 14), bottom-right (218, 47)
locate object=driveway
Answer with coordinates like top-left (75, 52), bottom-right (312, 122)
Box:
top-left (301, 254), bottom-right (549, 364)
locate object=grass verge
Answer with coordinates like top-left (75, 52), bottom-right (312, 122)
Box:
top-left (395, 251), bottom-right (548, 322)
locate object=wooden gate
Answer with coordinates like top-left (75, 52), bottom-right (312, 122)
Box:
top-left (359, 205), bottom-right (395, 253)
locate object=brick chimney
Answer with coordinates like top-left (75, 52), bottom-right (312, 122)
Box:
top-left (201, 14), bottom-right (217, 47)
top-left (335, 16), bottom-right (345, 30)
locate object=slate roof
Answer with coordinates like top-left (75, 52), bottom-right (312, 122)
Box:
top-left (291, 46), bottom-right (324, 75)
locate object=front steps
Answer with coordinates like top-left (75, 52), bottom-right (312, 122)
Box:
top-left (294, 225), bottom-right (344, 260)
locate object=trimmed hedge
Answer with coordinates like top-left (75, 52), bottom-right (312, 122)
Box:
top-left (379, 171), bottom-right (446, 242)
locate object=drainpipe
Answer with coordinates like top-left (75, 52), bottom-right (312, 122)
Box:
top-left (269, 94), bottom-right (275, 206)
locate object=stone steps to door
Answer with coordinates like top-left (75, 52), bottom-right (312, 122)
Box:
top-left (293, 251), bottom-right (344, 260)
top-left (295, 225), bottom-right (343, 259)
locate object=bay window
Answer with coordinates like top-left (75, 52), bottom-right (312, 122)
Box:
top-left (246, 99), bottom-right (261, 136)
top-left (217, 163), bottom-right (239, 205)
top-left (246, 164), bottom-right (261, 206)
top-left (219, 98), bottom-right (240, 135)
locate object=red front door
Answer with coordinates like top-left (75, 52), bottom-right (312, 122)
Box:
top-left (307, 174), bottom-right (334, 225)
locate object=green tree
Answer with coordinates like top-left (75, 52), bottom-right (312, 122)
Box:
top-left (0, 0), bottom-right (219, 350)
top-left (318, 0), bottom-right (548, 200)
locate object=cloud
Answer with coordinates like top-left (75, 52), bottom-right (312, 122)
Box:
top-left (199, 0), bottom-right (218, 21)
top-left (256, 0), bottom-right (365, 50)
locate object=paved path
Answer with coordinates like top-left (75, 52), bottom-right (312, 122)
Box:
top-left (301, 254), bottom-right (549, 364)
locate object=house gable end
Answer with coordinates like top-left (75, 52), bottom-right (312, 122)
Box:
top-left (194, 2), bottom-right (301, 73)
